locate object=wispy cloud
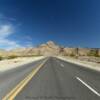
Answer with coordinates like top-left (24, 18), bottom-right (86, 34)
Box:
top-left (0, 24), bottom-right (22, 50)
top-left (0, 25), bottom-right (13, 38)
top-left (0, 13), bottom-right (16, 22)
top-left (0, 14), bottom-right (33, 50)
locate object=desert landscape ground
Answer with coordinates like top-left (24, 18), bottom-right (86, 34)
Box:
top-left (0, 41), bottom-right (100, 72)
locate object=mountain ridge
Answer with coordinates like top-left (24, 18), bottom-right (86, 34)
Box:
top-left (0, 41), bottom-right (100, 57)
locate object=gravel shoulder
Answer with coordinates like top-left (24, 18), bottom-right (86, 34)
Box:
top-left (0, 56), bottom-right (45, 72)
top-left (57, 56), bottom-right (100, 72)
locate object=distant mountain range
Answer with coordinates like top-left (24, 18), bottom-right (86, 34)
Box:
top-left (0, 41), bottom-right (100, 57)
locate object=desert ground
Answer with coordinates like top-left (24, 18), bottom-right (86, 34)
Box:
top-left (0, 56), bottom-right (45, 72)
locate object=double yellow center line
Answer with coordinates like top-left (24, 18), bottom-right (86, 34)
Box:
top-left (2, 59), bottom-right (48, 100)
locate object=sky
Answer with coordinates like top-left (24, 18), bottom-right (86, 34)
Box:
top-left (0, 0), bottom-right (100, 50)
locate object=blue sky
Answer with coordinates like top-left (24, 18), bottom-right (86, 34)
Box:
top-left (0, 0), bottom-right (100, 49)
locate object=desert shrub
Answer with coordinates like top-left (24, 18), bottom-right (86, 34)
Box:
top-left (0, 56), bottom-right (3, 60)
top-left (69, 53), bottom-right (75, 57)
top-left (87, 50), bottom-right (99, 57)
top-left (8, 55), bottom-right (18, 59)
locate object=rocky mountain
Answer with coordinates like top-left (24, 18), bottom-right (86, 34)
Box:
top-left (7, 41), bottom-right (60, 56)
top-left (0, 41), bottom-right (100, 57)
top-left (38, 41), bottom-right (60, 56)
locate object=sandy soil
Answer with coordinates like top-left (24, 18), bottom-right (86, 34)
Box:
top-left (0, 56), bottom-right (45, 72)
top-left (57, 56), bottom-right (100, 72)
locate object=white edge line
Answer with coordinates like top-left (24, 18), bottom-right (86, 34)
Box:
top-left (76, 77), bottom-right (100, 97)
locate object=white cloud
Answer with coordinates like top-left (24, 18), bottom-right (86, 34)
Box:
top-left (0, 39), bottom-right (22, 50)
top-left (0, 24), bottom-right (22, 50)
top-left (0, 14), bottom-right (32, 50)
top-left (0, 25), bottom-right (13, 38)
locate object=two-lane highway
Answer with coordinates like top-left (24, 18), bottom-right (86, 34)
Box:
top-left (1, 57), bottom-right (100, 100)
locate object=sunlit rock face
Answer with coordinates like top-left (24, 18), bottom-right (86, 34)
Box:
top-left (5, 41), bottom-right (60, 56)
top-left (38, 41), bottom-right (60, 56)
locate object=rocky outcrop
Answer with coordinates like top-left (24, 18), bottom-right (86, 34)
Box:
top-left (38, 41), bottom-right (60, 56)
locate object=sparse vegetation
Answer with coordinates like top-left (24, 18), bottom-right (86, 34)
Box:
top-left (69, 53), bottom-right (75, 57)
top-left (87, 50), bottom-right (99, 57)
top-left (0, 56), bottom-right (3, 60)
top-left (7, 55), bottom-right (18, 59)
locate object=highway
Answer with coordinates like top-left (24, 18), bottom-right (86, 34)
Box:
top-left (1, 57), bottom-right (100, 100)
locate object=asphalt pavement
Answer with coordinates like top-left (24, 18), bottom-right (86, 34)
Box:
top-left (0, 58), bottom-right (45, 99)
top-left (1, 57), bottom-right (100, 100)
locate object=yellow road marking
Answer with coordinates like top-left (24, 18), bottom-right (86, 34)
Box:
top-left (2, 59), bottom-right (48, 100)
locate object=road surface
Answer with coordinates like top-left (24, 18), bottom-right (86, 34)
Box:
top-left (1, 57), bottom-right (100, 100)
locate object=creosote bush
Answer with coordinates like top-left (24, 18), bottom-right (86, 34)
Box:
top-left (0, 56), bottom-right (3, 60)
top-left (87, 50), bottom-right (99, 57)
top-left (70, 53), bottom-right (75, 57)
top-left (8, 55), bottom-right (18, 59)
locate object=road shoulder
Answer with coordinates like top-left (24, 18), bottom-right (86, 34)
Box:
top-left (57, 56), bottom-right (100, 72)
